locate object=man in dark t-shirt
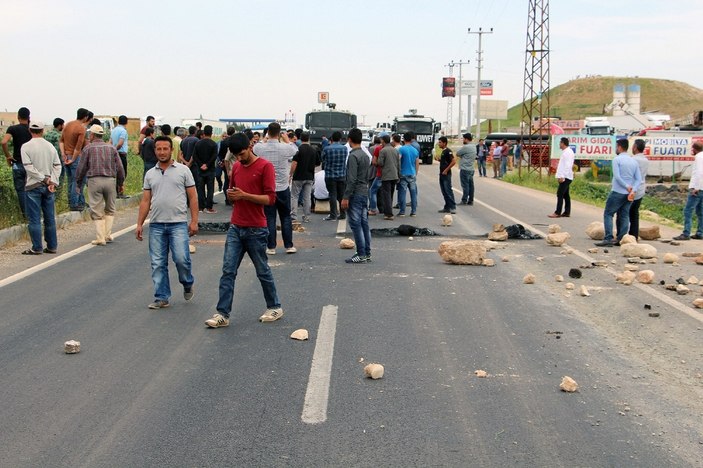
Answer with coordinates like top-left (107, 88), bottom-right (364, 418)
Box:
top-left (289, 132), bottom-right (321, 222)
top-left (437, 136), bottom-right (457, 213)
top-left (193, 125), bottom-right (218, 213)
top-left (1, 107), bottom-right (32, 215)
top-left (141, 127), bottom-right (157, 176)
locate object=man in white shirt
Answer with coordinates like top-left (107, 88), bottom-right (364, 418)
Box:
top-left (549, 137), bottom-right (575, 218)
top-left (674, 142), bottom-right (703, 240)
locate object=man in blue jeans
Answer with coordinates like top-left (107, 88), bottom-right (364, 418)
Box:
top-left (206, 133), bottom-right (284, 328)
top-left (674, 142), bottom-right (703, 241)
top-left (341, 128), bottom-right (372, 264)
top-left (397, 132), bottom-right (420, 217)
top-left (456, 132), bottom-right (477, 205)
top-left (2, 107), bottom-right (32, 217)
top-left (595, 139), bottom-right (642, 247)
top-left (136, 136), bottom-right (199, 309)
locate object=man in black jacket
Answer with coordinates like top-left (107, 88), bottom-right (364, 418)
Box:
top-left (193, 125), bottom-right (218, 213)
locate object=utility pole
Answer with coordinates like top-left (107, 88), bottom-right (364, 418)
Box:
top-left (451, 59), bottom-right (470, 136)
top-left (444, 61), bottom-right (455, 136)
top-left (468, 27), bottom-right (493, 140)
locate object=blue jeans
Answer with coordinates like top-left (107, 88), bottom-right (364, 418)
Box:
top-left (500, 156), bottom-right (508, 177)
top-left (368, 176), bottom-right (382, 211)
top-left (397, 175), bottom-right (417, 215)
top-left (65, 158), bottom-right (85, 208)
top-left (682, 190), bottom-right (703, 236)
top-left (477, 157), bottom-right (487, 177)
top-left (603, 192), bottom-right (632, 242)
top-left (25, 185), bottom-right (57, 252)
top-left (439, 173), bottom-right (456, 210)
top-left (12, 164), bottom-right (27, 216)
top-left (459, 169), bottom-right (474, 203)
top-left (264, 188), bottom-right (294, 249)
top-left (148, 222), bottom-right (194, 302)
top-left (217, 225), bottom-right (280, 318)
top-left (347, 195), bottom-right (371, 257)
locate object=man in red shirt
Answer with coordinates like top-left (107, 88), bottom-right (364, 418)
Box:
top-left (206, 133), bottom-right (284, 329)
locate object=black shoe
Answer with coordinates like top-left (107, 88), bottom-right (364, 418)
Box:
top-left (692, 234), bottom-right (703, 240)
top-left (561, 213), bottom-right (570, 218)
top-left (438, 209), bottom-right (450, 213)
top-left (673, 234), bottom-right (690, 241)
top-left (449, 209), bottom-right (456, 214)
top-left (323, 215), bottom-right (337, 221)
top-left (213, 201), bottom-right (219, 204)
top-left (594, 241), bottom-right (615, 247)
top-left (339, 214), bottom-right (346, 220)
top-left (468, 202), bottom-right (473, 205)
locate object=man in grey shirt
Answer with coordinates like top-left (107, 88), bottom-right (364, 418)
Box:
top-left (377, 134), bottom-right (400, 220)
top-left (456, 132), bottom-right (477, 205)
top-left (341, 128), bottom-right (371, 264)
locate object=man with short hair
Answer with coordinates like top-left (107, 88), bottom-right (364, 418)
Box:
top-left (179, 126), bottom-right (198, 178)
top-left (205, 133), bottom-right (284, 328)
top-left (2, 107), bottom-right (32, 215)
top-left (112, 115), bottom-right (129, 198)
top-left (138, 115), bottom-right (156, 154)
top-left (376, 134), bottom-right (400, 220)
top-left (321, 131), bottom-right (348, 221)
top-left (44, 117), bottom-right (65, 191)
top-left (438, 136), bottom-right (457, 213)
top-left (218, 126), bottom-right (236, 198)
top-left (549, 137), bottom-right (575, 218)
top-left (341, 128), bottom-right (372, 263)
top-left (673, 142), bottom-right (703, 241)
top-left (289, 132), bottom-right (320, 223)
top-left (172, 126), bottom-right (183, 162)
top-left (595, 139), bottom-right (642, 247)
top-left (193, 125), bottom-right (218, 213)
top-left (20, 121), bottom-right (61, 255)
top-left (141, 127), bottom-right (157, 177)
top-left (476, 138), bottom-right (488, 177)
top-left (59, 108), bottom-right (90, 211)
top-left (397, 132), bottom-right (420, 216)
top-left (77, 124), bottom-right (125, 246)
top-left (628, 139), bottom-right (649, 239)
top-left (500, 139), bottom-right (511, 176)
top-left (136, 136), bottom-right (198, 309)
top-left (456, 132), bottom-right (477, 205)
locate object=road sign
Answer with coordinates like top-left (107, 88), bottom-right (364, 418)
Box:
top-left (480, 80), bottom-right (493, 96)
top-left (459, 80), bottom-right (477, 96)
top-left (318, 92), bottom-right (329, 104)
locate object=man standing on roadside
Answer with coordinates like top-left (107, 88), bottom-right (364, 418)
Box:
top-left (377, 134), bottom-right (400, 220)
top-left (138, 115), bottom-right (156, 154)
top-left (77, 124), bottom-right (125, 246)
top-left (2, 107), bottom-right (32, 216)
top-left (111, 115), bottom-right (129, 198)
top-left (476, 138), bottom-right (488, 177)
top-left (289, 132), bottom-right (320, 223)
top-left (136, 136), bottom-right (198, 310)
top-left (595, 139), bottom-right (642, 247)
top-left (60, 108), bottom-right (90, 210)
top-left (438, 136), bottom-right (457, 213)
top-left (456, 132), bottom-right (477, 205)
top-left (341, 128), bottom-right (372, 264)
top-left (253, 122), bottom-right (298, 255)
top-left (397, 132), bottom-right (420, 217)
top-left (549, 137), bottom-right (575, 218)
top-left (628, 139), bottom-right (649, 239)
top-left (205, 133), bottom-right (284, 328)
top-left (321, 131), bottom-right (348, 221)
top-left (193, 125), bottom-right (218, 213)
top-left (141, 127), bottom-right (157, 177)
top-left (673, 142), bottom-right (703, 241)
top-left (20, 121), bottom-right (62, 255)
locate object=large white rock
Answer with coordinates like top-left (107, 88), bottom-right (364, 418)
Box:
top-left (585, 222), bottom-right (606, 240)
top-left (663, 253), bottom-right (679, 264)
top-left (639, 225), bottom-right (661, 240)
top-left (523, 273), bottom-right (536, 284)
top-left (546, 232), bottom-right (571, 246)
top-left (442, 214), bottom-right (453, 226)
top-left (620, 243), bottom-right (658, 259)
top-left (619, 234), bottom-right (637, 245)
top-left (339, 238), bottom-right (355, 249)
top-left (637, 270), bottom-right (655, 284)
top-left (64, 340), bottom-right (81, 354)
top-left (548, 224), bottom-right (562, 234)
top-left (438, 240), bottom-right (486, 265)
top-left (616, 271), bottom-right (636, 285)
top-left (560, 376), bottom-right (579, 392)
top-left (290, 329), bottom-right (309, 341)
top-left (364, 363), bottom-right (385, 379)
top-left (488, 230), bottom-right (508, 241)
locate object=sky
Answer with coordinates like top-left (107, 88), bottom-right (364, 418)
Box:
top-left (3, 0), bottom-right (702, 130)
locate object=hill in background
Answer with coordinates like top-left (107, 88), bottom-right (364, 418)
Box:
top-left (493, 76), bottom-right (703, 131)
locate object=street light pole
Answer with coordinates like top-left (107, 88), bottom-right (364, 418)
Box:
top-left (452, 59), bottom-right (470, 136)
top-left (468, 27), bottom-right (493, 139)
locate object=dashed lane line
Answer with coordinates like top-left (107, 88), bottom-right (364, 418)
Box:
top-left (302, 304), bottom-right (339, 424)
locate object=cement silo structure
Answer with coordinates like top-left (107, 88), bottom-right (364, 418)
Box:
top-left (612, 84), bottom-right (626, 116)
top-left (627, 84), bottom-right (641, 115)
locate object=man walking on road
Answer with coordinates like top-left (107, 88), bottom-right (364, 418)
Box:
top-left (60, 108), bottom-right (90, 211)
top-left (20, 121), bottom-right (62, 255)
top-left (289, 132), bottom-right (320, 223)
top-left (456, 132), bottom-right (477, 205)
top-left (136, 136), bottom-right (198, 310)
top-left (595, 139), bottom-right (642, 247)
top-left (206, 133), bottom-right (284, 328)
top-left (2, 107), bottom-right (32, 216)
top-left (321, 131), bottom-right (348, 221)
top-left (77, 125), bottom-right (125, 246)
top-left (253, 122), bottom-right (298, 254)
top-left (628, 139), bottom-right (649, 239)
top-left (377, 134), bottom-right (400, 220)
top-left (341, 128), bottom-right (372, 264)
top-left (193, 125), bottom-right (218, 213)
top-left (397, 132), bottom-right (420, 217)
top-left (673, 142), bottom-right (703, 241)
top-left (437, 136), bottom-right (457, 214)
top-left (549, 137), bottom-right (575, 218)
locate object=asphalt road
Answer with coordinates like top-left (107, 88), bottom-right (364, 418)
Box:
top-left (1, 165), bottom-right (702, 467)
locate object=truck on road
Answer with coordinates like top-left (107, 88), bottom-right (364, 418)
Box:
top-left (304, 107), bottom-right (357, 150)
top-left (391, 110), bottom-right (441, 164)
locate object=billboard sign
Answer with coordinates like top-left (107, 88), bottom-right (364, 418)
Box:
top-left (442, 77), bottom-right (456, 98)
top-left (551, 135), bottom-right (616, 160)
top-left (317, 92), bottom-right (329, 104)
top-left (480, 80), bottom-right (494, 96)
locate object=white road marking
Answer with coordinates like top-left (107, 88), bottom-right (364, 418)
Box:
top-left (461, 188), bottom-right (703, 324)
top-left (335, 218), bottom-right (347, 237)
top-left (0, 222), bottom-right (144, 289)
top-left (302, 304), bottom-right (339, 424)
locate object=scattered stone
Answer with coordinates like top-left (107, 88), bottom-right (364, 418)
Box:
top-left (682, 252), bottom-right (703, 258)
top-left (670, 240), bottom-right (682, 246)
top-left (659, 280), bottom-right (666, 285)
top-left (568, 268), bottom-right (582, 279)
top-left (364, 363), bottom-right (385, 379)
top-left (438, 240), bottom-right (486, 265)
top-left (644, 304), bottom-right (652, 310)
top-left (593, 261), bottom-right (609, 267)
top-left (663, 253), bottom-right (679, 264)
top-left (548, 224), bottom-right (562, 234)
top-left (488, 230), bottom-right (508, 241)
top-left (408, 236), bottom-right (414, 241)
top-left (492, 223), bottom-right (505, 232)
top-left (339, 238), bottom-right (355, 249)
top-left (696, 256), bottom-right (703, 265)
top-left (616, 271), bottom-right (636, 285)
top-left (501, 256), bottom-right (510, 262)
top-left (637, 270), bottom-right (655, 284)
top-left (639, 226), bottom-right (661, 240)
top-left (536, 256), bottom-right (545, 262)
top-left (676, 277), bottom-right (686, 284)
top-left (579, 285), bottom-right (590, 296)
top-left (676, 284), bottom-right (691, 295)
top-left (665, 284), bottom-right (678, 291)
top-left (693, 298), bottom-right (703, 309)
top-left (546, 232), bottom-right (571, 246)
top-left (585, 221), bottom-right (606, 240)
top-left (189, 244), bottom-right (196, 254)
top-left (64, 340), bottom-right (81, 354)
top-left (627, 257), bottom-right (647, 264)
top-left (587, 248), bottom-right (599, 254)
top-left (565, 282), bottom-right (575, 290)
top-left (523, 273), bottom-right (536, 284)
top-left (560, 249), bottom-right (574, 255)
top-left (482, 258), bottom-right (495, 267)
top-left (624, 264), bottom-right (640, 272)
top-left (604, 249), bottom-right (609, 254)
top-left (687, 275), bottom-right (699, 285)
top-left (648, 312), bottom-right (661, 318)
top-left (560, 376), bottom-right (579, 392)
top-left (442, 214), bottom-right (453, 227)
top-left (620, 243), bottom-right (658, 259)
top-left (555, 275), bottom-right (564, 282)
top-left (292, 224), bottom-right (306, 232)
top-left (619, 234), bottom-right (637, 245)
top-left (474, 370), bottom-right (488, 378)
top-left (290, 329), bottom-right (309, 341)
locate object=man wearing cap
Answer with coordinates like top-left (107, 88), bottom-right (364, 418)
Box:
top-left (456, 132), bottom-right (477, 205)
top-left (20, 121), bottom-right (62, 255)
top-left (77, 125), bottom-right (125, 246)
top-left (2, 107), bottom-right (32, 216)
top-left (60, 108), bottom-right (90, 210)
top-left (111, 115), bottom-right (129, 198)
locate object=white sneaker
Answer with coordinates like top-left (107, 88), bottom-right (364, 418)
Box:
top-left (205, 314), bottom-right (230, 328)
top-left (259, 308), bottom-right (284, 322)
top-left (285, 246), bottom-right (297, 254)
top-left (266, 248), bottom-right (276, 255)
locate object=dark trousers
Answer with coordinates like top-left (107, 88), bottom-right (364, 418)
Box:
top-left (264, 188), bottom-right (294, 249)
top-left (459, 169), bottom-right (474, 203)
top-left (325, 178), bottom-right (346, 218)
top-left (380, 180), bottom-right (397, 216)
top-left (628, 198), bottom-right (642, 238)
top-left (197, 170), bottom-right (215, 210)
top-left (439, 174), bottom-right (456, 210)
top-left (555, 178), bottom-right (572, 215)
top-left (118, 153), bottom-right (127, 194)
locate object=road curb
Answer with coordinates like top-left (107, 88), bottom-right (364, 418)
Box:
top-left (0, 193), bottom-right (143, 250)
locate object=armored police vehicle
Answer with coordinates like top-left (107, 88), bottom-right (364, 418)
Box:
top-left (391, 110), bottom-right (441, 164)
top-left (304, 106), bottom-right (357, 150)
